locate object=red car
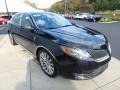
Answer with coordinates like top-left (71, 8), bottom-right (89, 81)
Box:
top-left (65, 14), bottom-right (74, 19)
top-left (0, 16), bottom-right (10, 25)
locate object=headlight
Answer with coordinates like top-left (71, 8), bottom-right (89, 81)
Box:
top-left (108, 43), bottom-right (111, 55)
top-left (61, 46), bottom-right (92, 60)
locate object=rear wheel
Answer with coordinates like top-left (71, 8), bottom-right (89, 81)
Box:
top-left (9, 32), bottom-right (17, 46)
top-left (93, 18), bottom-right (96, 22)
top-left (38, 49), bottom-right (58, 77)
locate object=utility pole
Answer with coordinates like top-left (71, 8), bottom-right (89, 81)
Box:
top-left (64, 0), bottom-right (67, 14)
top-left (4, 0), bottom-right (10, 19)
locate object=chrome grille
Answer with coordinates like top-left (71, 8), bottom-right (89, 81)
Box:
top-left (91, 50), bottom-right (108, 59)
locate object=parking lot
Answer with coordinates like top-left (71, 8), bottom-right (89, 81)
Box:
top-left (0, 21), bottom-right (120, 90)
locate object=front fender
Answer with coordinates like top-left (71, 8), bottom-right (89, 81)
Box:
top-left (36, 35), bottom-right (64, 57)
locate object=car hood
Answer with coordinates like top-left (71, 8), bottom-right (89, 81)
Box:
top-left (44, 26), bottom-right (107, 49)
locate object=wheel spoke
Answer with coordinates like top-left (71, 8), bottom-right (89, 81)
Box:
top-left (39, 52), bottom-right (54, 75)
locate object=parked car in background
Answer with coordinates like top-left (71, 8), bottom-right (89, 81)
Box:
top-left (8, 12), bottom-right (111, 79)
top-left (0, 16), bottom-right (11, 25)
top-left (64, 14), bottom-right (74, 19)
top-left (74, 13), bottom-right (102, 22)
top-left (60, 14), bottom-right (73, 20)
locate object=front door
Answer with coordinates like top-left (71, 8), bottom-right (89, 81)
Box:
top-left (19, 14), bottom-right (36, 53)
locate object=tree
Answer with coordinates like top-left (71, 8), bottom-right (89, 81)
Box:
top-left (108, 0), bottom-right (120, 11)
top-left (50, 1), bottom-right (64, 13)
top-left (49, 0), bottom-right (80, 13)
top-left (24, 0), bottom-right (37, 9)
top-left (67, 0), bottom-right (80, 12)
top-left (50, 0), bottom-right (120, 13)
top-left (95, 0), bottom-right (120, 11)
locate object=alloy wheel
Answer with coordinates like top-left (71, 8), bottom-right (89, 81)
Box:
top-left (39, 52), bottom-right (55, 75)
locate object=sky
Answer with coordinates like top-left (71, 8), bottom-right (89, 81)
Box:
top-left (0, 0), bottom-right (61, 12)
top-left (27, 0), bottom-right (61, 9)
top-left (0, 0), bottom-right (39, 12)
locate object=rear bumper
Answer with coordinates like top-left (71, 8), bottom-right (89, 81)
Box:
top-left (57, 55), bottom-right (111, 79)
top-left (86, 17), bottom-right (102, 21)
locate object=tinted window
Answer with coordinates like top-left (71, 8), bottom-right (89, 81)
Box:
top-left (12, 14), bottom-right (21, 25)
top-left (32, 12), bottom-right (72, 29)
top-left (21, 14), bottom-right (32, 27)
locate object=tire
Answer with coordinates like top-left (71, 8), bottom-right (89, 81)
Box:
top-left (83, 17), bottom-right (86, 21)
top-left (38, 49), bottom-right (58, 77)
top-left (9, 32), bottom-right (17, 46)
top-left (93, 18), bottom-right (96, 22)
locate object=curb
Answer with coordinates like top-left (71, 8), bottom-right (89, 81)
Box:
top-left (99, 21), bottom-right (119, 24)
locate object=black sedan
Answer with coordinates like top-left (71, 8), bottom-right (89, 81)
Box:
top-left (8, 12), bottom-right (111, 79)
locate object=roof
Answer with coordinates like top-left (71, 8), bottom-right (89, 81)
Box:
top-left (14, 11), bottom-right (56, 16)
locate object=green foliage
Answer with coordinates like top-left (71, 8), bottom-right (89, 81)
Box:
top-left (95, 0), bottom-right (120, 11)
top-left (67, 0), bottom-right (80, 12)
top-left (99, 14), bottom-right (120, 22)
top-left (50, 1), bottom-right (64, 13)
top-left (49, 0), bottom-right (80, 13)
top-left (49, 0), bottom-right (120, 13)
top-left (24, 0), bottom-right (37, 9)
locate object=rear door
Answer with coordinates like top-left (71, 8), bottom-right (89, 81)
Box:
top-left (9, 13), bottom-right (22, 41)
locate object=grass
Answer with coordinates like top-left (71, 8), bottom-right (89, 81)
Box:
top-left (98, 14), bottom-right (120, 22)
top-left (100, 14), bottom-right (114, 22)
top-left (96, 10), bottom-right (120, 22)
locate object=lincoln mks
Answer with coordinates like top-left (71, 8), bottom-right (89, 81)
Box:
top-left (8, 12), bottom-right (111, 79)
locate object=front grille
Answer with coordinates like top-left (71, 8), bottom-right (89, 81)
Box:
top-left (90, 49), bottom-right (108, 59)
top-left (101, 44), bottom-right (107, 49)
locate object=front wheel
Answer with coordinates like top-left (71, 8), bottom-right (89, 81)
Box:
top-left (38, 49), bottom-right (58, 77)
top-left (93, 18), bottom-right (96, 22)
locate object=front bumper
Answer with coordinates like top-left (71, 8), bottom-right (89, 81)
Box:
top-left (57, 55), bottom-right (111, 80)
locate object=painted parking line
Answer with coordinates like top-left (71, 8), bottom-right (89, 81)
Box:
top-left (99, 21), bottom-right (119, 24)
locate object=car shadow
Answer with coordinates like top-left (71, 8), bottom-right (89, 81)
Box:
top-left (15, 57), bottom-right (78, 90)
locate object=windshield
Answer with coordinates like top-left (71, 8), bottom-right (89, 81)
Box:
top-left (31, 12), bottom-right (72, 29)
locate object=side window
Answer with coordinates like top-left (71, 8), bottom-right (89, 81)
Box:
top-left (12, 14), bottom-right (21, 25)
top-left (21, 14), bottom-right (32, 28)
